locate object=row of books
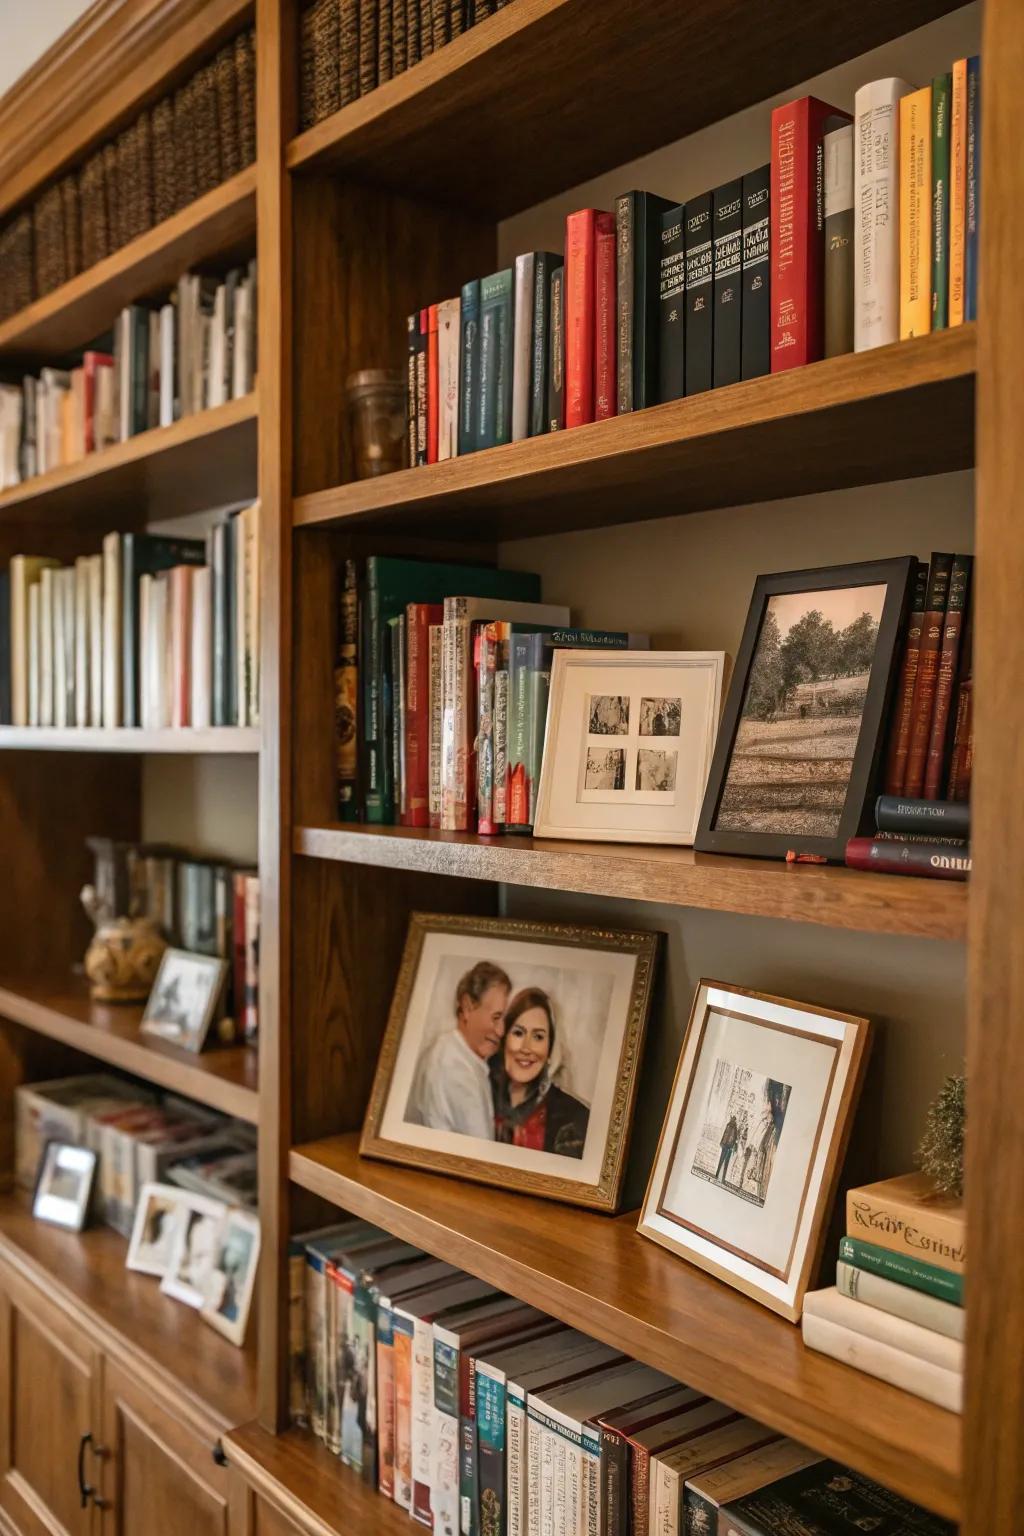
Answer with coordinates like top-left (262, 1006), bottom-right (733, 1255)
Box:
top-left (299, 0), bottom-right (515, 130)
top-left (845, 794), bottom-right (971, 883)
top-left (291, 1218), bottom-right (952, 1536)
top-left (0, 260), bottom-right (258, 489)
top-left (16, 1072), bottom-right (257, 1237)
top-left (803, 1172), bottom-right (964, 1413)
top-left (0, 28), bottom-right (256, 321)
top-left (0, 516), bottom-right (260, 731)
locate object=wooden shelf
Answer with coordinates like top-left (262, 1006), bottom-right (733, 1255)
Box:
top-left (0, 979), bottom-right (259, 1124)
top-left (0, 168), bottom-right (257, 361)
top-left (0, 393), bottom-right (257, 528)
top-left (294, 824), bottom-right (967, 943)
top-left (0, 726), bottom-right (260, 755)
top-left (285, 0), bottom-right (962, 217)
top-left (0, 1191), bottom-right (257, 1433)
top-left (226, 1422), bottom-right (412, 1536)
top-left (289, 1134), bottom-right (961, 1522)
top-left (293, 329), bottom-right (975, 539)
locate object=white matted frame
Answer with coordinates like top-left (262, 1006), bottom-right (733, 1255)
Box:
top-left (534, 650), bottom-right (726, 844)
top-left (638, 980), bottom-right (871, 1320)
top-left (160, 1194), bottom-right (227, 1308)
top-left (201, 1207), bottom-right (261, 1346)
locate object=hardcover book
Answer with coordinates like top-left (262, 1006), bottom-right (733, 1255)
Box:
top-left (478, 269), bottom-right (514, 448)
top-left (882, 559), bottom-right (928, 795)
top-left (931, 74), bottom-right (952, 330)
top-left (846, 1171), bottom-right (964, 1272)
top-left (845, 836), bottom-right (970, 879)
top-left (437, 296), bottom-right (461, 461)
top-left (529, 252), bottom-right (560, 436)
top-left (854, 78), bottom-right (914, 351)
top-left (712, 178), bottom-right (743, 388)
top-left (594, 213), bottom-right (617, 420)
top-left (565, 210), bottom-right (605, 427)
top-left (658, 204), bottom-right (685, 402)
top-left (899, 86), bottom-right (933, 338)
top-left (964, 56), bottom-right (981, 322)
top-left (740, 166), bottom-right (770, 379)
top-left (949, 57), bottom-right (968, 327)
top-left (903, 551), bottom-right (954, 797)
top-left (459, 280), bottom-right (481, 456)
top-left (839, 1234), bottom-right (964, 1304)
top-left (720, 1458), bottom-right (955, 1536)
top-left (416, 308), bottom-right (429, 466)
top-left (836, 1258), bottom-right (964, 1341)
top-left (875, 793), bottom-right (969, 838)
top-left (801, 1303), bottom-right (962, 1413)
top-left (547, 266), bottom-right (565, 431)
top-left (121, 533), bottom-right (205, 728)
top-left (427, 303), bottom-right (440, 464)
top-left (685, 1440), bottom-right (822, 1536)
top-left (615, 190), bottom-right (675, 412)
top-left (512, 253), bottom-right (536, 442)
top-left (683, 192), bottom-right (713, 395)
top-left (923, 553), bottom-right (972, 798)
top-left (823, 126), bottom-right (854, 357)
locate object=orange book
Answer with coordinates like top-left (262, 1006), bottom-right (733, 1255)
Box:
top-left (847, 1171), bottom-right (965, 1275)
top-left (948, 57), bottom-right (968, 326)
top-left (899, 87), bottom-right (932, 338)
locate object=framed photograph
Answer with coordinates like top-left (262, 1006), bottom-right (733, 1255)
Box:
top-left (32, 1142), bottom-right (97, 1231)
top-left (127, 1182), bottom-right (185, 1276)
top-left (201, 1208), bottom-right (261, 1346)
top-left (694, 558), bottom-right (916, 860)
top-left (534, 651), bottom-right (726, 845)
top-left (160, 1194), bottom-right (227, 1308)
top-left (141, 948), bottom-right (228, 1053)
top-left (638, 980), bottom-right (871, 1320)
top-left (361, 913), bottom-right (660, 1211)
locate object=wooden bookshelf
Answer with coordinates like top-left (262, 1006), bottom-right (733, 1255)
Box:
top-left (226, 1421), bottom-right (413, 1536)
top-left (294, 824), bottom-right (967, 942)
top-left (0, 726), bottom-right (260, 755)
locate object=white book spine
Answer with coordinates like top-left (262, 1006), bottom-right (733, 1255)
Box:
top-left (191, 567), bottom-right (212, 728)
top-left (437, 297), bottom-right (461, 460)
top-left (159, 304), bottom-right (176, 426)
top-left (102, 533), bottom-right (121, 727)
top-left (556, 1434), bottom-right (572, 1536)
top-left (526, 1405), bottom-right (544, 1536)
top-left (581, 1437), bottom-right (600, 1536)
top-left (40, 569), bottom-right (55, 727)
top-left (412, 1317), bottom-right (436, 1522)
top-left (805, 1285), bottom-right (963, 1371)
top-left (234, 514), bottom-right (247, 726)
top-left (512, 254), bottom-right (536, 442)
top-left (507, 1388), bottom-right (528, 1536)
top-left (139, 575), bottom-right (153, 730)
top-left (74, 559), bottom-right (89, 727)
top-left (854, 78), bottom-right (914, 351)
top-left (801, 1309), bottom-right (962, 1412)
top-left (27, 584), bottom-right (41, 727)
top-left (246, 503), bottom-right (260, 725)
top-left (539, 1422), bottom-right (556, 1536)
top-left (836, 1259), bottom-right (964, 1341)
top-left (88, 556), bottom-right (103, 727)
top-left (232, 283), bottom-right (250, 399)
top-left (53, 571), bottom-right (68, 729)
top-left (209, 286), bottom-right (227, 408)
top-left (433, 1402), bottom-right (460, 1536)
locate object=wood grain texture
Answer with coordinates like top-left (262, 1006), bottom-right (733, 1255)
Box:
top-left (226, 1422), bottom-right (412, 1536)
top-left (293, 326), bottom-right (975, 537)
top-left (286, 0), bottom-right (963, 216)
top-left (0, 395), bottom-right (257, 529)
top-left (288, 1135), bottom-right (960, 1520)
top-left (0, 727), bottom-right (260, 755)
top-left (0, 979), bottom-right (259, 1123)
top-left (0, 168), bottom-right (257, 363)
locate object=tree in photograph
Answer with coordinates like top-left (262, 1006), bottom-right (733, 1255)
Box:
top-left (744, 609), bottom-right (785, 720)
top-left (837, 612), bottom-right (879, 676)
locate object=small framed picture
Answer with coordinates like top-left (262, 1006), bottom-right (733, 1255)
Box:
top-left (695, 558), bottom-right (915, 860)
top-left (32, 1142), bottom-right (97, 1231)
top-left (201, 1208), bottom-right (261, 1346)
top-left (638, 981), bottom-right (871, 1320)
top-left (127, 1182), bottom-right (186, 1276)
top-left (160, 1195), bottom-right (227, 1308)
top-left (534, 651), bottom-right (726, 845)
top-left (141, 948), bottom-right (228, 1053)
top-left (361, 912), bottom-right (659, 1211)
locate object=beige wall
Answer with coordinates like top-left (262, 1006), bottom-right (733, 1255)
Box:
top-left (0, 0), bottom-right (94, 99)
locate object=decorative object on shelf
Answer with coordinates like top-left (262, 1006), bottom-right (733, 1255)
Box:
top-left (534, 650), bottom-right (726, 845)
top-left (32, 1141), bottom-right (97, 1231)
top-left (917, 1073), bottom-right (965, 1197)
top-left (638, 980), bottom-right (871, 1320)
top-left (361, 912), bottom-right (659, 1210)
top-left (346, 369), bottom-right (407, 478)
top-left (160, 1193), bottom-right (228, 1309)
top-left (695, 557), bottom-right (916, 861)
top-left (140, 948), bottom-right (229, 1053)
top-left (126, 1181), bottom-right (185, 1275)
top-left (81, 836), bottom-right (167, 1001)
top-left (201, 1206), bottom-right (261, 1346)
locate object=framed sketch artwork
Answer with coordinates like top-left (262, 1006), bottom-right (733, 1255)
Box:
top-left (534, 650), bottom-right (726, 844)
top-left (638, 981), bottom-right (871, 1319)
top-left (361, 913), bottom-right (660, 1211)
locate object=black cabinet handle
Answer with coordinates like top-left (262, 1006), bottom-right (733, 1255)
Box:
top-left (212, 1440), bottom-right (228, 1467)
top-left (77, 1432), bottom-right (95, 1510)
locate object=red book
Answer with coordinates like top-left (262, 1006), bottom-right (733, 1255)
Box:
top-left (882, 561), bottom-right (928, 795)
top-left (924, 555), bottom-right (972, 799)
top-left (565, 209), bottom-right (607, 426)
top-left (903, 553), bottom-right (954, 797)
top-left (946, 679), bottom-right (973, 802)
top-left (82, 349), bottom-right (113, 453)
top-left (846, 836), bottom-right (971, 880)
top-left (594, 211), bottom-right (617, 420)
top-left (426, 303), bottom-right (439, 464)
top-left (232, 870), bottom-right (247, 1034)
top-left (405, 601), bottom-right (442, 828)
top-left (168, 565), bottom-right (193, 728)
top-left (770, 95), bottom-right (850, 371)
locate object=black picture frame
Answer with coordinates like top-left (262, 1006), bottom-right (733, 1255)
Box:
top-left (695, 557), bottom-right (916, 861)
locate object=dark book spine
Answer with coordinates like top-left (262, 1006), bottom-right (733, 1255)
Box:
top-left (634, 194), bottom-right (670, 409)
top-left (823, 126), bottom-right (854, 357)
top-left (479, 271), bottom-right (513, 448)
top-left (684, 193), bottom-right (713, 395)
top-left (132, 310), bottom-right (149, 435)
top-left (407, 312), bottom-right (420, 468)
top-left (415, 307), bottom-right (428, 466)
top-left (931, 73), bottom-right (952, 329)
top-left (459, 280), bottom-right (481, 455)
top-left (740, 165), bottom-right (771, 379)
top-left (389, 618), bottom-right (402, 822)
top-left (712, 177), bottom-right (743, 388)
top-left (904, 553), bottom-right (955, 797)
top-left (658, 204), bottom-right (685, 402)
top-left (459, 1355), bottom-right (479, 1536)
top-left (392, 0), bottom-right (407, 73)
top-left (924, 554), bottom-right (972, 799)
top-left (883, 559), bottom-right (928, 795)
top-left (600, 1427), bottom-right (629, 1536)
top-left (845, 836), bottom-right (971, 880)
top-left (964, 56), bottom-right (980, 323)
top-left (875, 795), bottom-right (970, 839)
top-left (548, 266), bottom-right (565, 431)
top-left (615, 193), bottom-right (635, 413)
top-left (946, 677), bottom-right (973, 801)
top-left (364, 568), bottom-right (384, 821)
top-left (529, 252), bottom-right (556, 436)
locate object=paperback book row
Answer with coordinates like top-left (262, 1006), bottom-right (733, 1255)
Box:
top-left (0, 259), bottom-right (258, 489)
top-left (299, 0), bottom-right (515, 130)
top-left (290, 1220), bottom-right (953, 1536)
top-left (803, 1171), bottom-right (964, 1414)
top-left (403, 55), bottom-right (981, 464)
top-left (0, 515), bottom-right (260, 731)
top-left (0, 27), bottom-right (256, 321)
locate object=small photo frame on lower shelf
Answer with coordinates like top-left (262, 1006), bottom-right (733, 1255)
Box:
top-left (32, 1141), bottom-right (97, 1231)
top-left (141, 948), bottom-right (228, 1053)
top-left (201, 1207), bottom-right (261, 1346)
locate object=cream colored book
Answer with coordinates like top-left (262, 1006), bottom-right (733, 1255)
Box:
top-left (9, 554), bottom-right (59, 725)
top-left (854, 77), bottom-right (915, 350)
top-left (899, 86), bottom-right (932, 338)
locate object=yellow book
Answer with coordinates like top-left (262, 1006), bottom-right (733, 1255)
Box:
top-left (847, 1170), bottom-right (965, 1275)
top-left (899, 87), bottom-right (932, 338)
top-left (949, 57), bottom-right (968, 326)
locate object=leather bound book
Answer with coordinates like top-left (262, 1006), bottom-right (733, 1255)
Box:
top-left (882, 560), bottom-right (928, 795)
top-left (946, 676), bottom-right (973, 802)
top-left (151, 99), bottom-right (177, 222)
top-left (359, 0), bottom-right (378, 94)
top-left (378, 0), bottom-right (393, 84)
top-left (903, 553), bottom-right (955, 798)
top-left (594, 213), bottom-right (617, 420)
top-left (216, 44), bottom-right (241, 178)
top-left (565, 210), bottom-right (604, 427)
top-left (79, 157), bottom-right (105, 267)
top-left (116, 127), bottom-right (135, 242)
top-left (450, 0), bottom-right (466, 36)
top-left (925, 555), bottom-right (972, 798)
top-left (235, 31), bottom-right (257, 166)
top-left (312, 0), bottom-right (341, 119)
top-left (406, 0), bottom-right (421, 66)
top-left (740, 164), bottom-right (771, 377)
top-left (712, 177), bottom-right (743, 388)
top-left (432, 0), bottom-right (449, 50)
top-left (658, 204), bottom-right (685, 402)
top-left (420, 0), bottom-right (434, 54)
top-left (392, 0), bottom-right (407, 73)
top-left (340, 0), bottom-right (360, 104)
top-left (846, 837), bottom-right (970, 880)
top-left (683, 191), bottom-right (713, 395)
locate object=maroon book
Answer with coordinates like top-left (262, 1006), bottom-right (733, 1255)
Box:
top-left (924, 554), bottom-right (972, 798)
top-left (845, 836), bottom-right (970, 879)
top-left (404, 601), bottom-right (442, 828)
top-left (882, 560), bottom-right (928, 795)
top-left (594, 211), bottom-right (617, 421)
top-left (902, 552), bottom-right (954, 797)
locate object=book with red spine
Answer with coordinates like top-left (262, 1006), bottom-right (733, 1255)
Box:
top-left (564, 209), bottom-right (605, 427)
top-left (82, 350), bottom-right (113, 454)
top-left (168, 566), bottom-right (193, 728)
top-left (946, 603), bottom-right (973, 801)
top-left (845, 836), bottom-right (970, 879)
top-left (882, 560), bottom-right (928, 795)
top-left (903, 553), bottom-right (954, 797)
top-left (770, 95), bottom-right (851, 371)
top-left (426, 303), bottom-right (440, 465)
top-left (924, 554), bottom-right (972, 799)
top-left (594, 211), bottom-right (617, 421)
top-left (405, 601), bottom-right (442, 828)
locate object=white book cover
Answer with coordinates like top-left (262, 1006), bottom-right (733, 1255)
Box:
top-left (39, 568), bottom-right (56, 727)
top-left (139, 575), bottom-right (153, 730)
top-left (10, 557), bottom-right (58, 725)
top-left (653, 1414), bottom-right (777, 1536)
top-left (190, 566), bottom-right (213, 728)
top-left (512, 254), bottom-right (536, 442)
top-left (34, 379), bottom-right (46, 475)
top-left (802, 1307), bottom-right (962, 1412)
top-left (116, 309), bottom-right (132, 441)
top-left (159, 303), bottom-right (176, 427)
top-left (27, 583), bottom-right (41, 727)
top-left (854, 78), bottom-right (915, 351)
top-left (88, 555), bottom-right (103, 726)
top-left (155, 576), bottom-right (171, 728)
top-left (55, 569), bottom-right (75, 729)
top-left (209, 285), bottom-right (227, 409)
top-left (101, 532), bottom-right (121, 727)
top-left (804, 1285), bottom-right (963, 1371)
top-left (233, 511), bottom-right (248, 726)
top-left (836, 1259), bottom-right (964, 1341)
top-left (437, 297), bottom-right (461, 460)
top-left (246, 502), bottom-right (260, 725)
top-left (824, 123), bottom-right (854, 218)
top-left (232, 283), bottom-right (252, 399)
top-left (74, 558), bottom-right (89, 727)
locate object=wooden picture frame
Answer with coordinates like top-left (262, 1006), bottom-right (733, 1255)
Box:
top-left (694, 557), bottom-right (916, 860)
top-left (361, 912), bottom-right (660, 1212)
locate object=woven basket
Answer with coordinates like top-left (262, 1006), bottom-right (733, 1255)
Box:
top-left (151, 97), bottom-right (177, 222)
top-left (216, 43), bottom-right (241, 178)
top-left (236, 30), bottom-right (256, 166)
top-left (60, 174), bottom-right (81, 279)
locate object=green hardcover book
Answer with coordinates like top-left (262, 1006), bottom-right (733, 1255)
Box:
top-left (931, 73), bottom-right (952, 330)
top-left (478, 268), bottom-right (513, 449)
top-left (839, 1235), bottom-right (963, 1306)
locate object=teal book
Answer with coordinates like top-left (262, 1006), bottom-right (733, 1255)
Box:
top-left (478, 268), bottom-right (513, 449)
top-left (931, 72), bottom-right (952, 330)
top-left (476, 1365), bottom-right (507, 1536)
top-left (459, 279), bottom-right (481, 455)
top-left (839, 1235), bottom-right (963, 1306)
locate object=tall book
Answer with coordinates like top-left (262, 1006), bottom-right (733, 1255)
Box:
top-left (964, 56), bottom-right (981, 323)
top-left (882, 560), bottom-right (928, 795)
top-left (416, 307), bottom-right (429, 467)
top-left (823, 126), bottom-right (854, 357)
top-left (407, 312), bottom-right (420, 467)
top-left (437, 297), bottom-right (461, 461)
top-left (899, 86), bottom-right (932, 339)
top-left (712, 178), bottom-right (743, 388)
top-left (931, 73), bottom-right (952, 329)
top-left (458, 280), bottom-right (481, 457)
top-left (683, 192), bottom-right (713, 394)
top-left (740, 166), bottom-right (770, 379)
top-left (0, 570), bottom-right (12, 725)
top-left (121, 534), bottom-right (205, 728)
top-left (594, 212), bottom-right (617, 420)
top-left (511, 254), bottom-right (536, 442)
top-left (426, 304), bottom-right (440, 465)
top-left (565, 210), bottom-right (604, 428)
top-left (658, 204), bottom-right (685, 402)
top-left (923, 553), bottom-right (971, 799)
top-left (846, 1170), bottom-right (965, 1274)
top-left (771, 96), bottom-right (851, 370)
top-left (336, 559), bottom-right (360, 819)
top-left (9, 555), bottom-right (59, 726)
top-left (615, 191), bottom-right (674, 413)
top-left (595, 1383), bottom-right (702, 1536)
top-left (478, 269), bottom-right (513, 449)
top-left (191, 565), bottom-right (212, 730)
top-left (528, 252), bottom-right (560, 437)
top-left (949, 57), bottom-right (968, 327)
top-left (854, 78), bottom-right (914, 351)
top-left (547, 266), bottom-right (565, 431)
top-left (903, 552), bottom-right (954, 798)
top-left (74, 559), bottom-right (89, 728)
top-left (405, 601), bottom-right (442, 828)
top-left (169, 566), bottom-right (194, 729)
top-left (101, 534), bottom-right (122, 728)
top-left (211, 520), bottom-right (235, 727)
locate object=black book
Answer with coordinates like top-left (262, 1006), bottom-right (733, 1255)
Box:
top-left (875, 795), bottom-right (970, 840)
top-left (741, 163), bottom-right (771, 379)
top-left (406, 312), bottom-right (419, 469)
top-left (547, 265), bottom-right (565, 431)
top-left (121, 533), bottom-right (206, 728)
top-left (415, 308), bottom-right (428, 467)
top-left (658, 203), bottom-right (685, 403)
top-left (712, 178), bottom-right (743, 388)
top-left (683, 192), bottom-right (713, 396)
top-left (722, 1459), bottom-right (953, 1536)
top-left (0, 569), bottom-right (10, 725)
top-left (529, 251), bottom-right (560, 437)
top-left (616, 189), bottom-right (675, 413)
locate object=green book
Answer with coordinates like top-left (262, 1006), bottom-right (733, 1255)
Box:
top-left (931, 72), bottom-right (952, 330)
top-left (839, 1234), bottom-right (963, 1306)
top-left (478, 268), bottom-right (513, 449)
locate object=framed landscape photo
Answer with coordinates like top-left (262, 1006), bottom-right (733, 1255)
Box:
top-left (361, 913), bottom-right (660, 1211)
top-left (201, 1208), bottom-right (261, 1346)
top-left (534, 651), bottom-right (726, 845)
top-left (32, 1142), bottom-right (97, 1231)
top-left (638, 980), bottom-right (871, 1320)
top-left (694, 558), bottom-right (916, 860)
top-left (141, 948), bottom-right (228, 1053)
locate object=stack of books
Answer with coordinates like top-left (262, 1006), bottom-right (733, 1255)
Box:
top-left (0, 514), bottom-right (260, 732)
top-left (846, 794), bottom-right (970, 882)
top-left (288, 1222), bottom-right (953, 1535)
top-left (802, 1172), bottom-right (964, 1413)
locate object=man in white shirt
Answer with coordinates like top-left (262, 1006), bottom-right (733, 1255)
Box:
top-left (405, 960), bottom-right (511, 1139)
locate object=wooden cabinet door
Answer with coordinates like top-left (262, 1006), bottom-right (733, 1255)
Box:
top-left (99, 1359), bottom-right (234, 1536)
top-left (0, 1263), bottom-right (103, 1536)
top-left (251, 1497), bottom-right (307, 1536)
